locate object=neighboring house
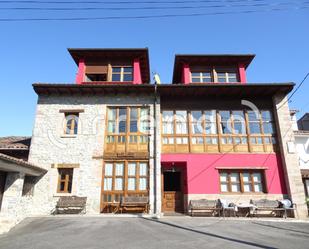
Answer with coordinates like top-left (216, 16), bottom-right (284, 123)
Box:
top-left (298, 113), bottom-right (309, 130)
top-left (0, 48), bottom-right (307, 232)
top-left (292, 111), bottom-right (309, 197)
top-left (0, 136), bottom-right (31, 161)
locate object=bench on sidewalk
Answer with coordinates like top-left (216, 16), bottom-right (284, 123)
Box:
top-left (250, 199), bottom-right (283, 217)
top-left (54, 196), bottom-right (87, 215)
top-left (189, 199), bottom-right (220, 217)
top-left (120, 196), bottom-right (149, 213)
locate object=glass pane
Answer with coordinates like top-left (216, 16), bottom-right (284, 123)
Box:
top-left (108, 108), bottom-right (116, 120)
top-left (139, 178), bottom-right (147, 190)
top-left (220, 173), bottom-right (228, 182)
top-left (130, 121), bottom-right (138, 132)
top-left (253, 173), bottom-right (262, 182)
top-left (60, 182), bottom-right (65, 191)
top-left (139, 163), bottom-right (147, 176)
top-left (183, 137), bottom-right (188, 144)
top-left (104, 178), bottom-right (112, 191)
top-left (234, 122), bottom-right (246, 134)
top-left (231, 183), bottom-right (240, 192)
top-left (218, 77), bottom-right (227, 83)
top-left (192, 123), bottom-right (202, 134)
top-left (176, 122), bottom-right (188, 134)
top-left (123, 67), bottom-right (133, 73)
top-left (112, 67), bottom-right (121, 72)
top-left (191, 72), bottom-right (200, 77)
top-left (221, 183), bottom-right (228, 192)
top-left (175, 111), bottom-right (187, 121)
top-left (217, 72), bottom-right (226, 77)
top-left (105, 163), bottom-right (113, 176)
top-left (115, 163), bottom-right (124, 176)
top-left (123, 74), bottom-right (133, 81)
top-left (264, 137), bottom-right (271, 144)
top-left (263, 122), bottom-right (274, 134)
top-left (250, 137), bottom-right (256, 144)
top-left (191, 77), bottom-right (201, 83)
top-left (108, 121), bottom-right (116, 133)
top-left (118, 108), bottom-right (127, 133)
top-left (221, 121), bottom-right (232, 134)
top-left (163, 137), bottom-right (168, 144)
top-left (242, 173), bottom-right (250, 182)
top-left (162, 111), bottom-right (173, 121)
top-left (191, 111), bottom-right (202, 121)
top-left (244, 183), bottom-right (252, 192)
top-left (219, 111), bottom-right (230, 121)
top-left (234, 137), bottom-right (241, 144)
top-left (168, 138), bottom-right (174, 144)
top-left (112, 74), bottom-right (121, 81)
top-left (248, 111), bottom-right (260, 121)
top-left (261, 110), bottom-right (272, 121)
top-left (241, 137), bottom-right (247, 144)
top-left (249, 123), bottom-right (261, 134)
top-left (202, 72), bottom-right (211, 77)
top-left (205, 122), bottom-right (217, 134)
top-left (254, 183), bottom-right (262, 192)
top-left (228, 77), bottom-right (237, 82)
top-left (115, 178), bottom-right (123, 190)
top-left (257, 137), bottom-right (263, 144)
top-left (128, 178), bottom-right (136, 190)
top-left (230, 173), bottom-right (239, 182)
top-left (128, 163), bottom-right (136, 176)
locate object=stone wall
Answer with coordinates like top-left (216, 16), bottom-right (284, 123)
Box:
top-left (273, 94), bottom-right (308, 218)
top-left (28, 93), bottom-right (156, 216)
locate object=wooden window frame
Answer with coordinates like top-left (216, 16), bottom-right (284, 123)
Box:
top-left (111, 66), bottom-right (133, 82)
top-left (190, 66), bottom-right (239, 83)
top-left (219, 170), bottom-right (266, 194)
top-left (161, 109), bottom-right (277, 153)
top-left (101, 161), bottom-right (149, 205)
top-left (64, 113), bottom-right (79, 135)
top-left (57, 168), bottom-right (73, 193)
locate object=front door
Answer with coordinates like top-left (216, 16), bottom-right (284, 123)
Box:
top-left (162, 171), bottom-right (183, 213)
top-left (0, 171), bottom-right (7, 211)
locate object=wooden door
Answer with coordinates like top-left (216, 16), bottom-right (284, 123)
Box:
top-left (0, 171), bottom-right (7, 211)
top-left (162, 171), bottom-right (183, 213)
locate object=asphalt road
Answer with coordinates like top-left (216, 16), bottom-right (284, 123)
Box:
top-left (1, 217), bottom-right (309, 249)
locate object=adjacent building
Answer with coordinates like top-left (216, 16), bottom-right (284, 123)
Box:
top-left (0, 48), bottom-right (307, 231)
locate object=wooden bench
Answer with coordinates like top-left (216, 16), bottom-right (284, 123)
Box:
top-left (250, 199), bottom-right (284, 217)
top-left (54, 196), bottom-right (87, 215)
top-left (120, 196), bottom-right (149, 213)
top-left (189, 199), bottom-right (220, 217)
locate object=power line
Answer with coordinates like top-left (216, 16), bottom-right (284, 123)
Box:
top-left (0, 0), bottom-right (269, 4)
top-left (0, 5), bottom-right (307, 21)
top-left (1, 2), bottom-right (305, 11)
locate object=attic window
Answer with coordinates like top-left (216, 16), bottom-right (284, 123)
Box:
top-left (112, 66), bottom-right (133, 82)
top-left (85, 73), bottom-right (107, 82)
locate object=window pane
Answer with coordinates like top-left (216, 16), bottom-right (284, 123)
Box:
top-left (219, 111), bottom-right (230, 121)
top-left (253, 173), bottom-right (262, 182)
top-left (248, 111), bottom-right (260, 121)
top-left (123, 74), bottom-right (133, 81)
top-left (220, 173), bottom-right (228, 182)
top-left (242, 173), bottom-right (250, 183)
top-left (191, 111), bottom-right (202, 121)
top-left (249, 123), bottom-right (261, 134)
top-left (234, 122), bottom-right (246, 134)
top-left (231, 183), bottom-right (240, 192)
top-left (112, 74), bottom-right (121, 81)
top-left (139, 178), bottom-right (147, 190)
top-left (128, 178), bottom-right (136, 190)
top-left (139, 163), bottom-right (147, 176)
top-left (221, 121), bottom-right (232, 134)
top-left (112, 67), bottom-right (121, 73)
top-left (105, 163), bottom-right (113, 176)
top-left (108, 121), bottom-right (116, 133)
top-left (254, 183), bottom-right (263, 192)
top-left (263, 122), bottom-right (274, 134)
top-left (218, 78), bottom-right (227, 83)
top-left (230, 173), bottom-right (239, 182)
top-left (221, 183), bottom-right (228, 192)
top-left (162, 111), bottom-right (173, 121)
top-left (191, 77), bottom-right (200, 83)
top-left (163, 122), bottom-right (173, 134)
top-left (261, 110), bottom-right (272, 121)
top-left (123, 67), bottom-right (133, 73)
top-left (128, 163), bottom-right (136, 176)
top-left (217, 72), bottom-right (226, 78)
top-left (175, 111), bottom-right (187, 121)
top-left (104, 178), bottom-right (112, 191)
top-left (118, 108), bottom-right (127, 133)
top-left (243, 183), bottom-right (252, 192)
top-left (115, 178), bottom-right (123, 190)
top-left (176, 122), bottom-right (188, 134)
top-left (115, 163), bottom-right (124, 176)
top-left (108, 109), bottom-right (116, 120)
top-left (191, 72), bottom-right (200, 77)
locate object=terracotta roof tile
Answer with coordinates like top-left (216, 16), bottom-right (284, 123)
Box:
top-left (0, 136), bottom-right (31, 149)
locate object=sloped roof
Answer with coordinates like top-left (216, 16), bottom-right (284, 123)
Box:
top-left (0, 136), bottom-right (31, 149)
top-left (0, 153), bottom-right (46, 176)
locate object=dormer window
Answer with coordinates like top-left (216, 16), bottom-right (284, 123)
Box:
top-left (190, 67), bottom-right (239, 83)
top-left (217, 70), bottom-right (238, 83)
top-left (191, 71), bottom-right (213, 83)
top-left (112, 66), bottom-right (133, 82)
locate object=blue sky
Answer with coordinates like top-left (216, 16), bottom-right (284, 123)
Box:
top-left (0, 0), bottom-right (308, 136)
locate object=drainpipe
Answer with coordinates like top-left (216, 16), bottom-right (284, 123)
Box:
top-left (153, 82), bottom-right (158, 215)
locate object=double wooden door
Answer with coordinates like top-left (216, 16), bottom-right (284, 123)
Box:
top-left (0, 171), bottom-right (7, 211)
top-left (162, 171), bottom-right (184, 213)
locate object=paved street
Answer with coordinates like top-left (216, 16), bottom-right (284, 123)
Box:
top-left (1, 217), bottom-right (309, 249)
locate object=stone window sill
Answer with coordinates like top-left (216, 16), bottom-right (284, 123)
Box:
top-left (61, 135), bottom-right (77, 138)
top-left (53, 193), bottom-right (73, 197)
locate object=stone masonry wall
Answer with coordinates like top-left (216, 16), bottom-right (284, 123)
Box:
top-left (28, 93), bottom-right (156, 215)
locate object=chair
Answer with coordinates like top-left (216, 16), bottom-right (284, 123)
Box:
top-left (280, 199), bottom-right (298, 219)
top-left (219, 199), bottom-right (237, 217)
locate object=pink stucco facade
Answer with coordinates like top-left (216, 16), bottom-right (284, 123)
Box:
top-left (161, 153), bottom-right (287, 195)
